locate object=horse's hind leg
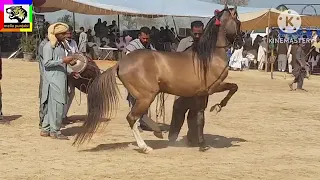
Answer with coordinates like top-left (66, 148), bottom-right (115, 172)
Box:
top-left (209, 82), bottom-right (238, 113)
top-left (127, 94), bottom-right (157, 153)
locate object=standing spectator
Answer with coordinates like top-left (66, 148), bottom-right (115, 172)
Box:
top-left (94, 18), bottom-right (102, 38)
top-left (78, 27), bottom-right (87, 55)
top-left (277, 42), bottom-right (288, 72)
top-left (40, 22), bottom-right (75, 139)
top-left (37, 27), bottom-right (49, 127)
top-left (63, 26), bottom-right (79, 125)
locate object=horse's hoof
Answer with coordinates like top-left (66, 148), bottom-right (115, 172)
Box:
top-left (210, 104), bottom-right (222, 113)
top-left (142, 146), bottom-right (153, 154)
top-left (153, 131), bottom-right (163, 139)
top-left (199, 145), bottom-right (210, 152)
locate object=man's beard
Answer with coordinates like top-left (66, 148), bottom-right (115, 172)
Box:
top-left (140, 40), bottom-right (149, 48)
top-left (193, 37), bottom-right (200, 42)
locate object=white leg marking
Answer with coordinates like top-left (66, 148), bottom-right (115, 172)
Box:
top-left (132, 120), bottom-right (153, 153)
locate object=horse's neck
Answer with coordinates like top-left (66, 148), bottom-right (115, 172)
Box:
top-left (213, 28), bottom-right (228, 58)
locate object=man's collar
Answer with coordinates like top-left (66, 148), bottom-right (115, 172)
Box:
top-left (188, 36), bottom-right (194, 42)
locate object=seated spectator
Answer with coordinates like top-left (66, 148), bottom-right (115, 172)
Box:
top-left (116, 38), bottom-right (125, 51)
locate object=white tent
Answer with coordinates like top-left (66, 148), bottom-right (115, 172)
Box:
top-left (33, 0), bottom-right (320, 30)
top-left (34, 0), bottom-right (267, 17)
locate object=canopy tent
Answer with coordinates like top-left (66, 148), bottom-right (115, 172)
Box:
top-left (240, 9), bottom-right (320, 30)
top-left (33, 0), bottom-right (320, 30)
top-left (33, 0), bottom-right (143, 16)
top-left (33, 0), bottom-right (267, 17)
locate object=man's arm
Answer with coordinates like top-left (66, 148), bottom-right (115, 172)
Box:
top-left (125, 42), bottom-right (135, 55)
top-left (176, 38), bottom-right (187, 52)
top-left (42, 43), bottom-right (64, 68)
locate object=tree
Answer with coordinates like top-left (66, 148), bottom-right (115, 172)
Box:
top-left (120, 15), bottom-right (161, 30)
top-left (56, 14), bottom-right (79, 29)
top-left (83, 18), bottom-right (93, 30)
top-left (211, 0), bottom-right (249, 6)
top-left (120, 15), bottom-right (138, 30)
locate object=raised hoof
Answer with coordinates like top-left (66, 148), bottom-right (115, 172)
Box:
top-left (288, 83), bottom-right (294, 91)
top-left (199, 145), bottom-right (210, 152)
top-left (210, 103), bottom-right (222, 113)
top-left (142, 146), bottom-right (153, 154)
top-left (153, 131), bottom-right (163, 139)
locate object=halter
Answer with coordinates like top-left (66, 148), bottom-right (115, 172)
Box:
top-left (213, 8), bottom-right (241, 50)
top-left (204, 8), bottom-right (242, 94)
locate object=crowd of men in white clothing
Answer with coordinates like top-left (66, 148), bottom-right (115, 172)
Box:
top-left (228, 30), bottom-right (320, 74)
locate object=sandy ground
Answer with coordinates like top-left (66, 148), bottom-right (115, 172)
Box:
top-left (0, 59), bottom-right (320, 180)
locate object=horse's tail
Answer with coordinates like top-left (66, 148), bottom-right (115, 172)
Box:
top-left (73, 63), bottom-right (120, 146)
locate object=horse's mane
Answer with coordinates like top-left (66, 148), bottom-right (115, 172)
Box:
top-left (191, 8), bottom-right (235, 84)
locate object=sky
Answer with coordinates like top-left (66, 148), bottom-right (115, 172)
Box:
top-left (40, 0), bottom-right (320, 29)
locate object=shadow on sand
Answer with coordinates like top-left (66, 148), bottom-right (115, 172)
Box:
top-left (67, 115), bottom-right (110, 123)
top-left (68, 115), bottom-right (87, 123)
top-left (0, 115), bottom-right (22, 124)
top-left (178, 134), bottom-right (247, 148)
top-left (81, 134), bottom-right (246, 153)
top-left (82, 139), bottom-right (169, 152)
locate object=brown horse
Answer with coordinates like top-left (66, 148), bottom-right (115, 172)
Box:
top-left (73, 4), bottom-right (242, 153)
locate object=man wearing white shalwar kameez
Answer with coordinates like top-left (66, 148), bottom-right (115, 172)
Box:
top-left (63, 27), bottom-right (79, 123)
top-left (229, 47), bottom-right (243, 70)
top-left (258, 38), bottom-right (267, 70)
top-left (78, 27), bottom-right (87, 54)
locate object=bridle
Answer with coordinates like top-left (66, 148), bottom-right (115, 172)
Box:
top-left (214, 8), bottom-right (242, 51)
top-left (205, 8), bottom-right (242, 93)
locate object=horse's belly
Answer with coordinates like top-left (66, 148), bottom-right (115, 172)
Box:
top-left (159, 78), bottom-right (205, 97)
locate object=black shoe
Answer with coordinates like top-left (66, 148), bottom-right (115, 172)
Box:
top-left (139, 120), bottom-right (153, 131)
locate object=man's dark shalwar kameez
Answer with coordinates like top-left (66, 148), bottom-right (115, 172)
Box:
top-left (289, 43), bottom-right (309, 90)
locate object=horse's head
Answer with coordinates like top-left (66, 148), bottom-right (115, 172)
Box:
top-left (215, 4), bottom-right (243, 49)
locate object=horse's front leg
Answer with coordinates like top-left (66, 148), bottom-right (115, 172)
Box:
top-left (208, 82), bottom-right (238, 113)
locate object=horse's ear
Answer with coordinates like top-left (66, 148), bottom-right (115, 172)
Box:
top-left (234, 5), bottom-right (237, 12)
top-left (224, 1), bottom-right (228, 9)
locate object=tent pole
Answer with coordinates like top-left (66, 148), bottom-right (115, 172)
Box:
top-left (265, 9), bottom-right (270, 73)
top-left (72, 12), bottom-right (76, 30)
top-left (171, 16), bottom-right (178, 36)
top-left (117, 14), bottom-right (120, 33)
